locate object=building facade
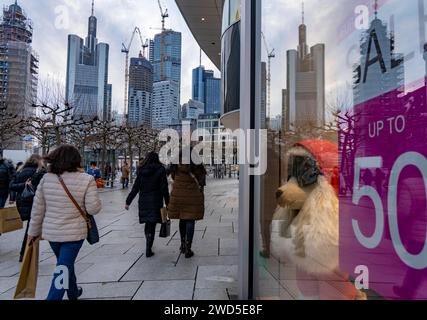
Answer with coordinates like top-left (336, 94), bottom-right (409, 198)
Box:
top-left (151, 30), bottom-right (182, 85)
top-left (0, 1), bottom-right (38, 117)
top-left (192, 65), bottom-right (221, 114)
top-left (182, 99), bottom-right (204, 120)
top-left (151, 80), bottom-right (180, 130)
top-left (128, 53), bottom-right (153, 127)
top-left (65, 3), bottom-right (112, 120)
top-left (284, 14), bottom-right (325, 131)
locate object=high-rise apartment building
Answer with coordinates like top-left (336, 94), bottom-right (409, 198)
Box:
top-left (284, 12), bottom-right (325, 131)
top-left (0, 1), bottom-right (38, 117)
top-left (128, 53), bottom-right (153, 127)
top-left (182, 99), bottom-right (204, 120)
top-left (152, 30), bottom-right (182, 85)
top-left (151, 80), bottom-right (180, 130)
top-left (192, 65), bottom-right (221, 114)
top-left (65, 1), bottom-right (112, 120)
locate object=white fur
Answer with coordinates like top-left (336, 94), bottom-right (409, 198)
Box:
top-left (274, 176), bottom-right (339, 275)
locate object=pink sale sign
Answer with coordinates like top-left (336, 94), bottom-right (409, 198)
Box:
top-left (339, 83), bottom-right (427, 300)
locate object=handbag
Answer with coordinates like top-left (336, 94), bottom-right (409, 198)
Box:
top-left (21, 183), bottom-right (35, 202)
top-left (57, 175), bottom-right (99, 245)
top-left (14, 237), bottom-right (40, 299)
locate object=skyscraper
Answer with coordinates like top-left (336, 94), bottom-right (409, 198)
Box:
top-left (260, 62), bottom-right (267, 128)
top-left (151, 80), bottom-right (180, 130)
top-left (192, 66), bottom-right (206, 103)
top-left (65, 0), bottom-right (112, 120)
top-left (284, 8), bottom-right (325, 131)
top-left (182, 99), bottom-right (204, 120)
top-left (152, 30), bottom-right (182, 85)
top-left (192, 65), bottom-right (221, 114)
top-left (353, 15), bottom-right (404, 106)
top-left (0, 1), bottom-right (38, 117)
top-left (128, 52), bottom-right (153, 127)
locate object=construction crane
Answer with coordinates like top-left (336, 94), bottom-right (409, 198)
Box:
top-left (261, 32), bottom-right (275, 127)
top-left (158, 0), bottom-right (169, 31)
top-left (158, 0), bottom-right (169, 81)
top-left (121, 27), bottom-right (145, 123)
top-left (142, 39), bottom-right (149, 58)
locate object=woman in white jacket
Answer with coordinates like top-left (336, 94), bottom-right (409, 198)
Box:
top-left (28, 145), bottom-right (102, 300)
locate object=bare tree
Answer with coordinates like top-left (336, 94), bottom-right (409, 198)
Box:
top-left (0, 109), bottom-right (28, 158)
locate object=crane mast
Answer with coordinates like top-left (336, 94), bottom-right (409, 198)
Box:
top-left (121, 27), bottom-right (144, 124)
top-left (262, 32), bottom-right (275, 128)
top-left (158, 0), bottom-right (169, 81)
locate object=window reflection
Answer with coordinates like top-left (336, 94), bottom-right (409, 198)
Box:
top-left (257, 0), bottom-right (427, 300)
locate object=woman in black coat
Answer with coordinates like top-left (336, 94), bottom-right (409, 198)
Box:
top-left (9, 154), bottom-right (46, 262)
top-left (125, 152), bottom-right (169, 258)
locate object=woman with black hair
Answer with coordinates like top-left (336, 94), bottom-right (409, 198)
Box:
top-left (125, 152), bottom-right (170, 258)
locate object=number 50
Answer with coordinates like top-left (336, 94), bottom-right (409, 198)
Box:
top-left (352, 152), bottom-right (427, 270)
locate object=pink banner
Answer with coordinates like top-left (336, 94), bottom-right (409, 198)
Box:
top-left (339, 81), bottom-right (427, 300)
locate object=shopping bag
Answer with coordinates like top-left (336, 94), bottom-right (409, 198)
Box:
top-left (96, 178), bottom-right (105, 189)
top-left (0, 206), bottom-right (23, 233)
top-left (159, 220), bottom-right (171, 238)
top-left (160, 207), bottom-right (168, 223)
top-left (14, 238), bottom-right (40, 299)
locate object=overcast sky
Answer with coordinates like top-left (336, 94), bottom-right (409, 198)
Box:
top-left (0, 0), bottom-right (219, 114)
top-left (2, 0), bottom-right (424, 119)
top-left (262, 0), bottom-right (424, 117)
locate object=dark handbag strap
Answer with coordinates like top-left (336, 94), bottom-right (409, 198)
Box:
top-left (57, 174), bottom-right (92, 229)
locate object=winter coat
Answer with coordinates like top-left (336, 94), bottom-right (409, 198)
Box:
top-left (121, 166), bottom-right (130, 179)
top-left (126, 164), bottom-right (169, 224)
top-left (9, 165), bottom-right (46, 221)
top-left (168, 164), bottom-right (206, 221)
top-left (28, 171), bottom-right (102, 242)
top-left (0, 159), bottom-right (15, 197)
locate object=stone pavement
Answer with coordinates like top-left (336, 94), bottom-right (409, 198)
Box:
top-left (0, 177), bottom-right (239, 300)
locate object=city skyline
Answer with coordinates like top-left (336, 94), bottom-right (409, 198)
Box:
top-left (0, 0), bottom-right (219, 115)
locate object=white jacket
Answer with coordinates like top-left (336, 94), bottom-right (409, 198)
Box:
top-left (28, 172), bottom-right (102, 242)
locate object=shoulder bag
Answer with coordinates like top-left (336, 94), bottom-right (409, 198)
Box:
top-left (57, 175), bottom-right (99, 245)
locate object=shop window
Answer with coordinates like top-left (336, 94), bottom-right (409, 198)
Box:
top-left (255, 0), bottom-right (427, 301)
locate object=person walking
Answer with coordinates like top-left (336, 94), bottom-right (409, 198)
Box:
top-left (121, 162), bottom-right (130, 189)
top-left (27, 145), bottom-right (102, 300)
top-left (125, 152), bottom-right (169, 258)
top-left (87, 161), bottom-right (101, 180)
top-left (9, 155), bottom-right (46, 262)
top-left (168, 158), bottom-right (206, 258)
top-left (0, 156), bottom-right (15, 208)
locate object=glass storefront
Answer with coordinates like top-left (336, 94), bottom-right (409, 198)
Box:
top-left (251, 0), bottom-right (427, 300)
top-left (221, 0), bottom-right (241, 116)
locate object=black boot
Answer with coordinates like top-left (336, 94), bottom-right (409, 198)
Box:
top-left (185, 241), bottom-right (194, 259)
top-left (180, 236), bottom-right (186, 254)
top-left (146, 234), bottom-right (155, 258)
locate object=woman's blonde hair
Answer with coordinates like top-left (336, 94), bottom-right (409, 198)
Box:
top-left (21, 154), bottom-right (43, 171)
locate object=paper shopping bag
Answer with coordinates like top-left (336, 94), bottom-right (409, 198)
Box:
top-left (0, 207), bottom-right (23, 234)
top-left (160, 207), bottom-right (168, 223)
top-left (14, 238), bottom-right (40, 299)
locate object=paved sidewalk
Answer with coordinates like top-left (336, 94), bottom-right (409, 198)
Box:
top-left (0, 177), bottom-right (239, 300)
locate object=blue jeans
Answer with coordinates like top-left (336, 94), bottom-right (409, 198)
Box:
top-left (47, 240), bottom-right (84, 300)
top-left (0, 196), bottom-right (7, 209)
